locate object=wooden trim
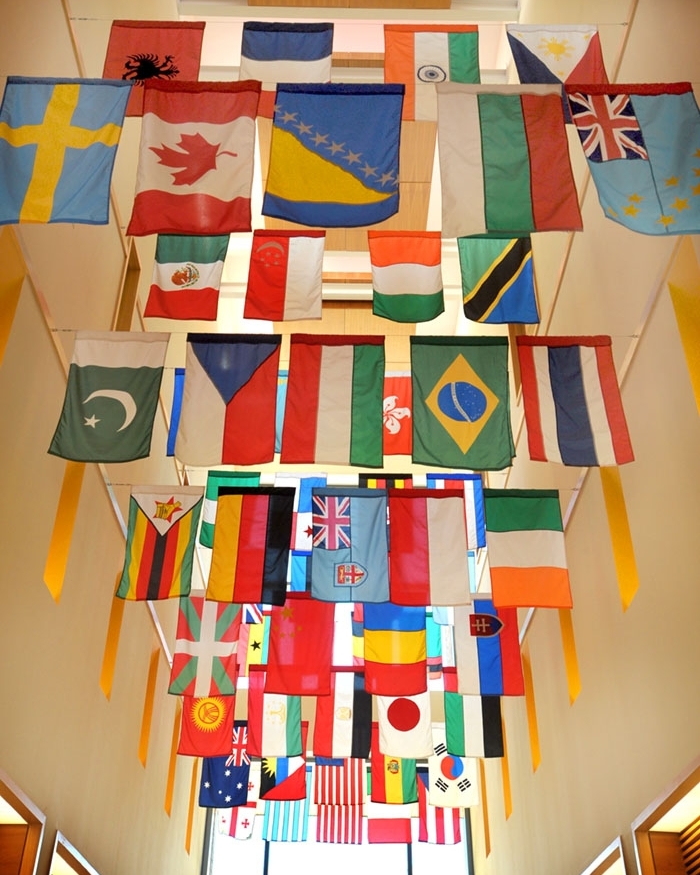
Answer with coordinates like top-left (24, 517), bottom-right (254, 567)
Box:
top-left (579, 835), bottom-right (625, 875)
top-left (0, 767), bottom-right (46, 875)
top-left (52, 831), bottom-right (101, 875)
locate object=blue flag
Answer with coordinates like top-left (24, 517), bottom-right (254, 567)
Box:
top-left (263, 84), bottom-right (404, 227)
top-left (310, 487), bottom-right (390, 603)
top-left (199, 757), bottom-right (250, 808)
top-left (566, 82), bottom-right (700, 235)
top-left (0, 77), bottom-right (130, 225)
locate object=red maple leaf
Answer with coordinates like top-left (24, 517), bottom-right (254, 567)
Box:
top-left (150, 133), bottom-right (238, 186)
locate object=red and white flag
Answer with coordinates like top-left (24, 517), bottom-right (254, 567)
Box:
top-left (127, 80), bottom-right (260, 236)
top-left (417, 771), bottom-right (462, 845)
top-left (314, 757), bottom-right (365, 805)
top-left (244, 230), bottom-right (326, 321)
top-left (316, 804), bottom-right (364, 844)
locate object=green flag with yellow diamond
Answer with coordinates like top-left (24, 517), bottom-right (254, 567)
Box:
top-left (410, 336), bottom-right (514, 470)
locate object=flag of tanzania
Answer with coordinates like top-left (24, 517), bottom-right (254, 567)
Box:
top-left (0, 77), bottom-right (130, 225)
top-left (263, 83), bottom-right (404, 228)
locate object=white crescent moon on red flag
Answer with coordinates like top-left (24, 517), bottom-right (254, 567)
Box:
top-left (83, 389), bottom-right (137, 431)
top-left (256, 240), bottom-right (285, 254)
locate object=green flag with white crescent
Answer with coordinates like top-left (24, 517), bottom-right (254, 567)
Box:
top-left (48, 331), bottom-right (169, 462)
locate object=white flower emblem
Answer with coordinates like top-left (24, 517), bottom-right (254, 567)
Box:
top-left (383, 395), bottom-right (411, 434)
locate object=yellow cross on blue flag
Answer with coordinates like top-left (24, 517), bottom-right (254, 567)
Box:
top-left (0, 77), bottom-right (131, 225)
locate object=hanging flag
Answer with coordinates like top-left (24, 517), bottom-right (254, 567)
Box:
top-left (0, 77), bottom-right (130, 225)
top-left (358, 473), bottom-right (413, 489)
top-left (239, 22), bottom-right (334, 118)
top-left (174, 334), bottom-right (281, 466)
top-left (237, 613), bottom-right (270, 678)
top-left (363, 603), bottom-right (427, 696)
top-left (244, 229), bottom-right (326, 321)
top-left (452, 598), bottom-right (524, 696)
top-left (220, 760), bottom-right (261, 839)
top-left (48, 331), bottom-right (168, 463)
top-left (367, 818), bottom-right (412, 843)
top-left (314, 757), bottom-right (365, 805)
top-left (370, 723), bottom-right (417, 804)
top-left (199, 749), bottom-right (250, 808)
top-left (317, 803), bottom-right (364, 844)
top-left (376, 692), bottom-right (433, 758)
top-left (516, 335), bottom-right (634, 466)
top-left (444, 693), bottom-right (504, 758)
top-left (200, 470), bottom-right (261, 548)
top-left (566, 82), bottom-right (700, 234)
top-left (313, 672), bottom-right (372, 759)
top-left (437, 83), bottom-right (582, 238)
top-left (275, 473), bottom-right (328, 591)
top-left (426, 472), bottom-right (485, 549)
top-left (410, 336), bottom-right (514, 470)
top-left (116, 485), bottom-right (203, 600)
top-left (281, 335), bottom-right (385, 467)
top-left (127, 80), bottom-right (260, 236)
top-left (428, 728), bottom-right (479, 808)
top-left (458, 237), bottom-right (539, 324)
top-left (506, 24), bottom-right (608, 122)
top-left (368, 231), bottom-right (444, 323)
top-left (352, 604), bottom-right (365, 668)
top-left (207, 486), bottom-right (294, 606)
top-left (166, 367), bottom-right (185, 456)
top-left (102, 20), bottom-right (205, 116)
top-left (263, 84), bottom-right (404, 228)
top-left (484, 488), bottom-right (572, 608)
top-left (382, 373), bottom-right (412, 456)
top-left (262, 766), bottom-right (313, 841)
top-left (177, 695), bottom-right (235, 757)
top-left (246, 670), bottom-right (303, 758)
top-left (265, 593), bottom-right (335, 696)
top-left (168, 596), bottom-right (241, 696)
top-left (417, 770), bottom-right (462, 844)
top-left (260, 723), bottom-right (309, 801)
top-left (145, 234), bottom-right (229, 321)
top-left (388, 488), bottom-right (471, 606)
top-left (384, 24), bottom-right (480, 121)
top-left (310, 487), bottom-right (390, 603)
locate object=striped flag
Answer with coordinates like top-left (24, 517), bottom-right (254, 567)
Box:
top-left (145, 234), bottom-right (229, 321)
top-left (426, 473), bottom-right (485, 549)
top-left (363, 604), bottom-right (427, 696)
top-left (384, 24), bottom-right (480, 121)
top-left (246, 670), bottom-right (303, 758)
top-left (417, 770), bottom-right (462, 844)
top-left (316, 804), bottom-right (364, 844)
top-left (244, 230), bottom-right (325, 321)
top-left (444, 692), bottom-right (504, 758)
top-left (207, 487), bottom-right (295, 606)
top-left (116, 486), bottom-right (203, 600)
top-left (314, 757), bottom-right (365, 805)
top-left (369, 231), bottom-right (444, 323)
top-left (516, 335), bottom-right (634, 466)
top-left (387, 488), bottom-right (471, 606)
top-left (313, 672), bottom-right (372, 759)
top-left (370, 723), bottom-right (417, 804)
top-left (239, 22), bottom-right (333, 118)
top-left (458, 236), bottom-right (539, 324)
top-left (199, 470), bottom-right (260, 548)
top-left (484, 488), bottom-right (572, 608)
top-left (452, 598), bottom-right (524, 696)
top-left (262, 766), bottom-right (313, 841)
top-left (437, 83), bottom-right (582, 238)
top-left (168, 597), bottom-right (241, 696)
top-left (281, 335), bottom-right (385, 467)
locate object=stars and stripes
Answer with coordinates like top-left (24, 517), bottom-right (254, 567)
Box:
top-left (312, 494), bottom-right (351, 550)
top-left (568, 91), bottom-right (648, 161)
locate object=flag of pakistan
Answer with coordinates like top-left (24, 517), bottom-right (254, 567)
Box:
top-left (49, 332), bottom-right (169, 463)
